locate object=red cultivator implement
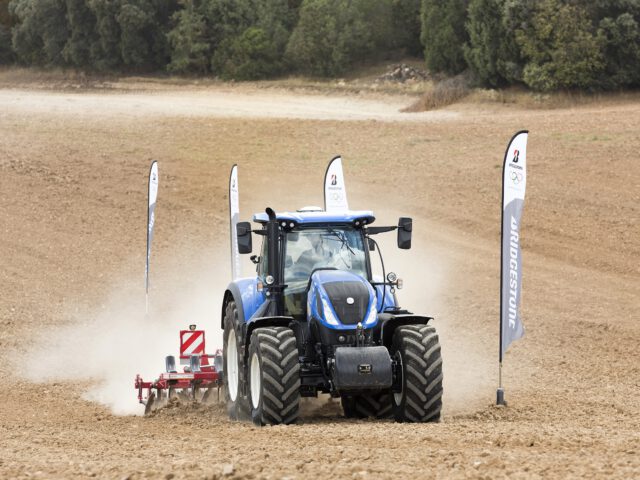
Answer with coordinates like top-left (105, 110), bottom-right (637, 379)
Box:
top-left (135, 325), bottom-right (223, 414)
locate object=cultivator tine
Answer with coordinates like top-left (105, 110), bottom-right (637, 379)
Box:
top-left (155, 390), bottom-right (166, 410)
top-left (201, 387), bottom-right (213, 404)
top-left (144, 392), bottom-right (156, 415)
top-left (192, 384), bottom-right (200, 401)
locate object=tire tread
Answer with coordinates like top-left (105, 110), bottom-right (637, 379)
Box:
top-left (393, 325), bottom-right (443, 423)
top-left (251, 326), bottom-right (300, 425)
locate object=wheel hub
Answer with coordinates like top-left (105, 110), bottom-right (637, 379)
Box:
top-left (227, 329), bottom-right (239, 401)
top-left (250, 352), bottom-right (261, 409)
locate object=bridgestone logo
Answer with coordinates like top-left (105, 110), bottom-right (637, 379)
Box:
top-left (508, 215), bottom-right (519, 328)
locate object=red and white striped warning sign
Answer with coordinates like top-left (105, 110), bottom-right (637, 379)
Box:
top-left (180, 330), bottom-right (205, 358)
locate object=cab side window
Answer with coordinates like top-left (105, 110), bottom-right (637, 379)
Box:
top-left (257, 237), bottom-right (268, 279)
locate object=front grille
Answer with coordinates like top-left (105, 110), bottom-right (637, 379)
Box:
top-left (323, 281), bottom-right (369, 325)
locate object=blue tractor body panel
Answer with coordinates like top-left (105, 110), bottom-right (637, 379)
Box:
top-left (307, 270), bottom-right (379, 330)
top-left (375, 283), bottom-right (397, 312)
top-left (226, 277), bottom-right (264, 324)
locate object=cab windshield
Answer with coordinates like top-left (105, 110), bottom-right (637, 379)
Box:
top-left (284, 227), bottom-right (367, 292)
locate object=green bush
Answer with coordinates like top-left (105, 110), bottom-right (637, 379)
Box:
top-left (464, 0), bottom-right (524, 87)
top-left (9, 0), bottom-right (69, 65)
top-left (421, 0), bottom-right (468, 74)
top-left (63, 0), bottom-right (97, 67)
top-left (390, 0), bottom-right (421, 56)
top-left (0, 23), bottom-right (12, 63)
top-left (204, 0), bottom-right (255, 75)
top-left (0, 1), bottom-right (12, 62)
top-left (517, 0), bottom-right (604, 91)
top-left (219, 26), bottom-right (281, 79)
top-left (238, 0), bottom-right (291, 77)
top-left (500, 0), bottom-right (536, 84)
top-left (87, 0), bottom-right (123, 70)
top-left (116, 0), bottom-right (172, 69)
top-left (597, 13), bottom-right (640, 87)
top-left (167, 0), bottom-right (209, 73)
top-left (285, 0), bottom-right (371, 77)
top-left (465, 0), bottom-right (505, 86)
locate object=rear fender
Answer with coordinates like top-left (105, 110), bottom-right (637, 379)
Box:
top-left (221, 287), bottom-right (245, 329)
top-left (221, 279), bottom-right (264, 329)
top-left (377, 313), bottom-right (433, 348)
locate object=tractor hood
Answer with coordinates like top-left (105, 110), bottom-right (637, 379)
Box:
top-left (307, 270), bottom-right (378, 330)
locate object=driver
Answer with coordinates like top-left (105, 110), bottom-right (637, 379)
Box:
top-left (296, 232), bottom-right (333, 274)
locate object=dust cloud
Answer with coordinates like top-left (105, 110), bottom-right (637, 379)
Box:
top-left (371, 208), bottom-right (495, 415)
top-left (18, 249), bottom-right (231, 415)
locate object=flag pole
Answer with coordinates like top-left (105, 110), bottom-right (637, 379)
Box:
top-left (497, 362), bottom-right (505, 405)
top-left (497, 148), bottom-right (506, 406)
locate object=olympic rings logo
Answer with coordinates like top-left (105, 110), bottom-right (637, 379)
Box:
top-left (510, 171), bottom-right (523, 184)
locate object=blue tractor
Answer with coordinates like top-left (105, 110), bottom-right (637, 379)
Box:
top-left (221, 207), bottom-right (443, 425)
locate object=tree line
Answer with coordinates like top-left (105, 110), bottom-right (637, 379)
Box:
top-left (0, 0), bottom-right (638, 91)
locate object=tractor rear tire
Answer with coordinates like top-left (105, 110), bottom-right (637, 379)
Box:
top-left (248, 327), bottom-right (301, 426)
top-left (341, 392), bottom-right (392, 419)
top-left (223, 301), bottom-right (250, 420)
top-left (391, 324), bottom-right (443, 423)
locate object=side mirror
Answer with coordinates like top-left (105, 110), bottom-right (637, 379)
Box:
top-left (397, 217), bottom-right (412, 249)
top-left (368, 238), bottom-right (376, 251)
top-left (236, 221), bottom-right (253, 254)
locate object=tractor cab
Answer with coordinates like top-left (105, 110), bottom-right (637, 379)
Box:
top-left (260, 213), bottom-right (372, 320)
top-left (241, 209), bottom-right (408, 321)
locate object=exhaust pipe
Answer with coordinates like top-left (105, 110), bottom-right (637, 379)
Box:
top-left (265, 207), bottom-right (283, 316)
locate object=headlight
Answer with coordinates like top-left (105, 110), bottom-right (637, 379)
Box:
top-left (386, 272), bottom-right (397, 283)
top-left (321, 298), bottom-right (340, 326)
top-left (363, 304), bottom-right (377, 326)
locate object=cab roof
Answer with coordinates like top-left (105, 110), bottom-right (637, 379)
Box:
top-left (252, 210), bottom-right (375, 227)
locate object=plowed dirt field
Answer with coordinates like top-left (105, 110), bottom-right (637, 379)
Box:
top-left (1, 82), bottom-right (638, 479)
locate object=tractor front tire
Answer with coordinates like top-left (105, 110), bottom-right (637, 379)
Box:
top-left (223, 301), bottom-right (249, 420)
top-left (248, 327), bottom-right (301, 426)
top-left (391, 324), bottom-right (443, 423)
top-left (341, 392), bottom-right (392, 419)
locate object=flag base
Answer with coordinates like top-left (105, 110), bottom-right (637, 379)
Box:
top-left (496, 388), bottom-right (507, 406)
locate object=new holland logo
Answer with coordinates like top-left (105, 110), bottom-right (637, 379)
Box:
top-left (512, 149), bottom-right (520, 163)
top-left (346, 297), bottom-right (354, 305)
top-left (331, 174), bottom-right (337, 186)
